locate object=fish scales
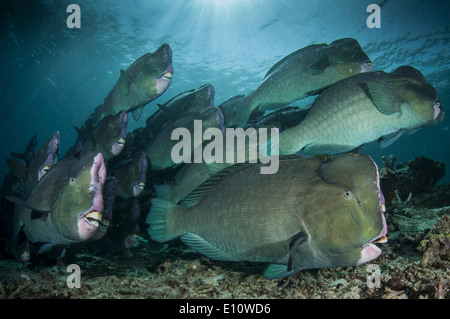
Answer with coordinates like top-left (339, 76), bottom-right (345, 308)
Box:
top-left (276, 68), bottom-right (442, 155)
top-left (147, 154), bottom-right (388, 279)
top-left (171, 160), bottom-right (316, 262)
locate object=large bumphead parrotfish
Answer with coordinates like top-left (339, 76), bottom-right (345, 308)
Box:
top-left (86, 43), bottom-right (173, 128)
top-left (143, 84), bottom-right (216, 142)
top-left (10, 152), bottom-right (106, 253)
top-left (144, 107), bottom-right (225, 171)
top-left (112, 151), bottom-right (148, 199)
top-left (220, 38), bottom-right (372, 127)
top-left (147, 153), bottom-right (387, 279)
top-left (7, 131), bottom-right (60, 198)
top-left (77, 111), bottom-right (128, 161)
top-left (267, 66), bottom-right (444, 155)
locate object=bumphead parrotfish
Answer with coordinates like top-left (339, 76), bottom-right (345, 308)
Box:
top-left (10, 152), bottom-right (106, 253)
top-left (266, 66), bottom-right (444, 155)
top-left (86, 43), bottom-right (173, 128)
top-left (7, 131), bottom-right (60, 198)
top-left (78, 111), bottom-right (128, 160)
top-left (112, 151), bottom-right (148, 199)
top-left (147, 153), bottom-right (387, 279)
top-left (220, 38), bottom-right (372, 127)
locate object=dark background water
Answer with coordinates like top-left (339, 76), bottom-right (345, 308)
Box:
top-left (1, 0), bottom-right (449, 183)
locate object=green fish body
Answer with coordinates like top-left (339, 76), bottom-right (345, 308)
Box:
top-left (12, 152), bottom-right (106, 253)
top-left (274, 66), bottom-right (444, 155)
top-left (142, 84), bottom-right (216, 146)
top-left (87, 43), bottom-right (173, 128)
top-left (79, 111), bottom-right (128, 161)
top-left (7, 131), bottom-right (60, 198)
top-left (147, 154), bottom-right (387, 279)
top-left (113, 151), bottom-right (148, 198)
top-left (220, 38), bottom-right (372, 127)
top-left (144, 107), bottom-right (224, 171)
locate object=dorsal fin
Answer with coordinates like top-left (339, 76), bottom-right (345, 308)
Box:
top-left (264, 44), bottom-right (327, 79)
top-left (180, 155), bottom-right (306, 208)
top-left (180, 162), bottom-right (249, 208)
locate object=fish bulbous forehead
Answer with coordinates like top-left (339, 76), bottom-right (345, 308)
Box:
top-left (316, 153), bottom-right (380, 190)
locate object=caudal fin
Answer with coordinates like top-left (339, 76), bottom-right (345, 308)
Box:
top-left (146, 198), bottom-right (184, 243)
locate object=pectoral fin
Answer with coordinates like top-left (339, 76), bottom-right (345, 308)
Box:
top-left (309, 54), bottom-right (331, 75)
top-left (6, 195), bottom-right (49, 216)
top-left (360, 82), bottom-right (404, 115)
top-left (378, 130), bottom-right (405, 148)
top-left (131, 105), bottom-right (144, 121)
top-left (38, 242), bottom-right (57, 254)
top-left (263, 263), bottom-right (299, 280)
top-left (287, 231), bottom-right (307, 272)
top-left (263, 231), bottom-right (307, 279)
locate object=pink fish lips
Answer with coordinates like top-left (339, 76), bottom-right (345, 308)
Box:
top-left (156, 64), bottom-right (173, 94)
top-left (133, 182), bottom-right (146, 197)
top-left (112, 137), bottom-right (126, 155)
top-left (77, 153), bottom-right (107, 240)
top-left (111, 111), bottom-right (128, 156)
top-left (433, 99), bottom-right (443, 121)
top-left (361, 60), bottom-right (373, 72)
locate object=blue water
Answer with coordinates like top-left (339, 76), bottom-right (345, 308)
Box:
top-left (1, 0), bottom-right (449, 182)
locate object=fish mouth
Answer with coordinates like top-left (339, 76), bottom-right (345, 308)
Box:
top-left (83, 210), bottom-right (102, 228)
top-left (77, 210), bottom-right (103, 240)
top-left (161, 71), bottom-right (173, 82)
top-left (21, 250), bottom-right (31, 263)
top-left (38, 164), bottom-right (52, 181)
top-left (125, 233), bottom-right (139, 249)
top-left (116, 137), bottom-right (126, 147)
top-left (361, 60), bottom-right (373, 72)
top-left (358, 226), bottom-right (388, 265)
top-left (433, 99), bottom-right (443, 121)
top-left (156, 65), bottom-right (173, 94)
top-left (112, 137), bottom-right (126, 155)
top-left (133, 182), bottom-right (146, 197)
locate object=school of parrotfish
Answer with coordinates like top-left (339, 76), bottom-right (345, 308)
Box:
top-left (1, 38), bottom-right (444, 278)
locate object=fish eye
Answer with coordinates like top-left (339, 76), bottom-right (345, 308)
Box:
top-left (69, 177), bottom-right (76, 185)
top-left (343, 190), bottom-right (353, 199)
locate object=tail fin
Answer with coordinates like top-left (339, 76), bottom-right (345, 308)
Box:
top-left (146, 198), bottom-right (184, 243)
